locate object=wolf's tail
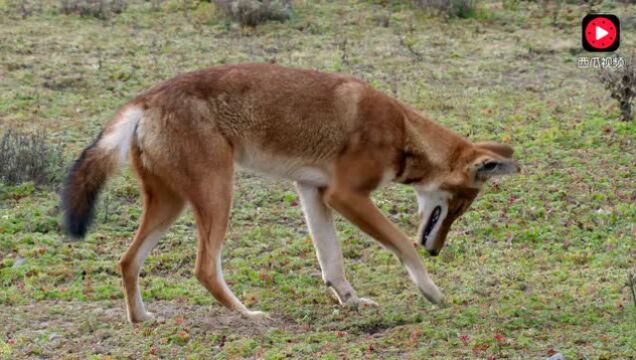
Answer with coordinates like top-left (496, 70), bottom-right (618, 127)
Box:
top-left (61, 106), bottom-right (143, 239)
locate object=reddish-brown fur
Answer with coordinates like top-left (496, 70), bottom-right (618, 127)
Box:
top-left (62, 63), bottom-right (519, 322)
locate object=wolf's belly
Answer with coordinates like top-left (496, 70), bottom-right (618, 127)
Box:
top-left (234, 145), bottom-right (331, 186)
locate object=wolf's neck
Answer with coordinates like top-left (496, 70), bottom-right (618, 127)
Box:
top-left (402, 106), bottom-right (468, 167)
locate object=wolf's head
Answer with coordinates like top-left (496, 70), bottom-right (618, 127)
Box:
top-left (399, 117), bottom-right (520, 256)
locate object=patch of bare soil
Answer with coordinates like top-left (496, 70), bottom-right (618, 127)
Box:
top-left (1, 300), bottom-right (300, 358)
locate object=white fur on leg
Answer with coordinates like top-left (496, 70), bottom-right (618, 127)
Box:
top-left (124, 228), bottom-right (165, 322)
top-left (296, 182), bottom-right (374, 307)
top-left (213, 253), bottom-right (270, 322)
top-left (404, 258), bottom-right (444, 305)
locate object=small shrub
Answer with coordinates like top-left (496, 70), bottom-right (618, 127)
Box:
top-left (0, 129), bottom-right (66, 187)
top-left (214, 0), bottom-right (292, 27)
top-left (193, 1), bottom-right (219, 25)
top-left (413, 0), bottom-right (478, 19)
top-left (59, 0), bottom-right (127, 19)
top-left (149, 0), bottom-right (164, 11)
top-left (599, 53), bottom-right (636, 122)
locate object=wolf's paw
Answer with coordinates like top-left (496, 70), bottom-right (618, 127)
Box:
top-left (129, 311), bottom-right (154, 323)
top-left (343, 296), bottom-right (379, 310)
top-left (357, 297), bottom-right (379, 308)
top-left (243, 310), bottom-right (271, 323)
top-left (420, 285), bottom-right (444, 305)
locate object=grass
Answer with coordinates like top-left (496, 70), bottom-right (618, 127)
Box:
top-left (1, 0), bottom-right (635, 358)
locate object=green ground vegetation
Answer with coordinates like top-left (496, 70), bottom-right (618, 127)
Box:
top-left (1, 0), bottom-right (635, 358)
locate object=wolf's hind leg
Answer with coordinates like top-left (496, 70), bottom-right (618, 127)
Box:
top-left (119, 171), bottom-right (185, 323)
top-left (187, 145), bottom-right (268, 322)
top-left (296, 182), bottom-right (378, 308)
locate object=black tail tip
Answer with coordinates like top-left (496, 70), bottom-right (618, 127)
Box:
top-left (63, 215), bottom-right (90, 240)
top-left (60, 136), bottom-right (104, 241)
top-left (61, 197), bottom-right (94, 240)
top-left (61, 174), bottom-right (95, 241)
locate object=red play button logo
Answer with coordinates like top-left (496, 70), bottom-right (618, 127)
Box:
top-left (582, 14), bottom-right (620, 52)
top-left (595, 26), bottom-right (609, 41)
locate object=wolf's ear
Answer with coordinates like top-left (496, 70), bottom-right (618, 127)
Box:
top-left (472, 157), bottom-right (520, 179)
top-left (475, 141), bottom-right (514, 159)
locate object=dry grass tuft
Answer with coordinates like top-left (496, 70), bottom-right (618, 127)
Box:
top-left (599, 53), bottom-right (636, 121)
top-left (59, 0), bottom-right (127, 19)
top-left (214, 0), bottom-right (292, 27)
top-left (413, 0), bottom-right (478, 18)
top-left (0, 129), bottom-right (66, 187)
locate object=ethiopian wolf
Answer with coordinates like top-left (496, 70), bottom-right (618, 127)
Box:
top-left (62, 63), bottom-right (520, 323)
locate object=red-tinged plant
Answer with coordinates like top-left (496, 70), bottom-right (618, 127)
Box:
top-left (459, 335), bottom-right (470, 345)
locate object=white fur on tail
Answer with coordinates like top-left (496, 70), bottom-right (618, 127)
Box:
top-left (98, 106), bottom-right (143, 166)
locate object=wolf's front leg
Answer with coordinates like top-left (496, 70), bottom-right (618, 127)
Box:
top-left (325, 187), bottom-right (444, 305)
top-left (295, 182), bottom-right (378, 308)
top-left (323, 144), bottom-right (444, 305)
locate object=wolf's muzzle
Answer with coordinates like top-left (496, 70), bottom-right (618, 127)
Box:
top-left (427, 248), bottom-right (439, 256)
top-left (420, 205), bottom-right (442, 246)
